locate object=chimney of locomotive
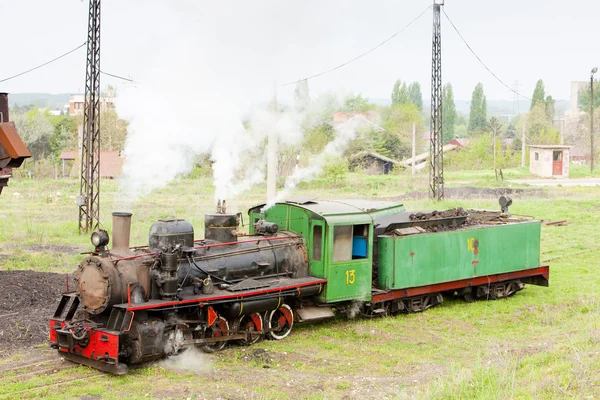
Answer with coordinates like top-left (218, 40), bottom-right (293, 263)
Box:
top-left (0, 93), bottom-right (9, 123)
top-left (204, 199), bottom-right (239, 243)
top-left (112, 212), bottom-right (133, 251)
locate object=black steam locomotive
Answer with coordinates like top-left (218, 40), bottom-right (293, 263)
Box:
top-left (50, 204), bottom-right (325, 374)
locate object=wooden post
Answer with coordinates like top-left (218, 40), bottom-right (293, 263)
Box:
top-left (521, 121), bottom-right (526, 168)
top-left (411, 123), bottom-right (416, 175)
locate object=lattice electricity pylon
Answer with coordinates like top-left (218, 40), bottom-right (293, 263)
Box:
top-left (78, 0), bottom-right (102, 233)
top-left (429, 1), bottom-right (444, 201)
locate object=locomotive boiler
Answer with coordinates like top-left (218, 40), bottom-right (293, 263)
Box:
top-left (50, 198), bottom-right (549, 375)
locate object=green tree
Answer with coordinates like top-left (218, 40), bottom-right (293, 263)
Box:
top-left (545, 95), bottom-right (555, 122)
top-left (391, 80), bottom-right (409, 105)
top-left (468, 83), bottom-right (487, 132)
top-left (530, 79), bottom-right (545, 110)
top-left (302, 123), bottom-right (335, 154)
top-left (525, 104), bottom-right (561, 145)
top-left (48, 115), bottom-right (77, 162)
top-left (442, 83), bottom-right (456, 143)
top-left (344, 93), bottom-right (372, 112)
top-left (407, 82), bottom-right (423, 111)
top-left (487, 117), bottom-right (503, 179)
top-left (12, 108), bottom-right (54, 160)
top-left (578, 80), bottom-right (600, 112)
top-left (100, 110), bottom-right (128, 151)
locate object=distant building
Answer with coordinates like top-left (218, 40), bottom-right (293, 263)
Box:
top-left (569, 81), bottom-right (589, 113)
top-left (448, 138), bottom-right (471, 148)
top-left (69, 93), bottom-right (115, 116)
top-left (349, 151), bottom-right (400, 174)
top-left (333, 111), bottom-right (377, 124)
top-left (529, 145), bottom-right (572, 178)
top-left (59, 150), bottom-right (123, 178)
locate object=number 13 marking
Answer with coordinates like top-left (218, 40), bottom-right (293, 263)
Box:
top-left (345, 270), bottom-right (355, 285)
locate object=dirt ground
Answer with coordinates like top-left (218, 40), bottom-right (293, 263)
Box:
top-left (0, 270), bottom-right (68, 353)
top-left (397, 186), bottom-right (547, 200)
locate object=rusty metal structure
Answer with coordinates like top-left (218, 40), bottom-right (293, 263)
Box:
top-left (0, 93), bottom-right (31, 194)
top-left (78, 0), bottom-right (102, 232)
top-left (429, 1), bottom-right (444, 201)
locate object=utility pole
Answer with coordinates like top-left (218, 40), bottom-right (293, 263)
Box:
top-left (591, 67), bottom-right (597, 172)
top-left (78, 0), bottom-right (101, 233)
top-left (412, 123), bottom-right (416, 176)
top-left (521, 121), bottom-right (526, 168)
top-left (429, 0), bottom-right (444, 201)
top-left (266, 82), bottom-right (278, 202)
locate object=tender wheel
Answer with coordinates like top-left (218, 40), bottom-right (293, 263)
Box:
top-left (265, 304), bottom-right (293, 340)
top-left (232, 312), bottom-right (263, 345)
top-left (199, 316), bottom-right (229, 353)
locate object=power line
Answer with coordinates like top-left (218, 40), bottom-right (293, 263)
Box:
top-left (100, 70), bottom-right (135, 83)
top-left (442, 10), bottom-right (531, 101)
top-left (282, 4), bottom-right (432, 87)
top-left (0, 42), bottom-right (87, 84)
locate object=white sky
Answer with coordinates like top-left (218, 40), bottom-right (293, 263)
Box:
top-left (0, 0), bottom-right (598, 103)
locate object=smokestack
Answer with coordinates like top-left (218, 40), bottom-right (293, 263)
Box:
top-left (112, 212), bottom-right (132, 251)
top-left (0, 93), bottom-right (9, 123)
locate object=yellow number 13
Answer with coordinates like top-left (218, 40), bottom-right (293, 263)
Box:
top-left (345, 270), bottom-right (355, 285)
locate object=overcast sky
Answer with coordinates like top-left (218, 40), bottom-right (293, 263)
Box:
top-left (1, 0), bottom-right (598, 104)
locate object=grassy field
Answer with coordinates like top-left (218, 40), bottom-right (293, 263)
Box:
top-left (0, 169), bottom-right (599, 399)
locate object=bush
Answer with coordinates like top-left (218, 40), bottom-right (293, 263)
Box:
top-left (320, 156), bottom-right (348, 186)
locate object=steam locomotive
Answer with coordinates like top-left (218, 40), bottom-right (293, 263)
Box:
top-left (50, 198), bottom-right (549, 374)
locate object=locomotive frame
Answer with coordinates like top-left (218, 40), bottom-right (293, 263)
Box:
top-left (49, 198), bottom-right (549, 374)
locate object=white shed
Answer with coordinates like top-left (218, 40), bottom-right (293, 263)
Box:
top-left (529, 145), bottom-right (572, 178)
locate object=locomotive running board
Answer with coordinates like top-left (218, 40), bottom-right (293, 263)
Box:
top-left (61, 352), bottom-right (128, 375)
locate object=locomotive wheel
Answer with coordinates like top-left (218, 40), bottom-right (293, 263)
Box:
top-left (232, 313), bottom-right (263, 346)
top-left (265, 304), bottom-right (294, 340)
top-left (199, 316), bottom-right (229, 353)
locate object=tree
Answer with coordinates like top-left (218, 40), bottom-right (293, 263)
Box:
top-left (391, 80), bottom-right (409, 105)
top-left (530, 79), bottom-right (545, 110)
top-left (487, 117), bottom-right (502, 179)
top-left (545, 95), bottom-right (555, 122)
top-left (578, 80), bottom-right (600, 112)
top-left (100, 110), bottom-right (128, 151)
top-left (294, 79), bottom-right (310, 112)
top-left (302, 123), bottom-right (335, 154)
top-left (442, 83), bottom-right (456, 143)
top-left (380, 103), bottom-right (425, 159)
top-left (12, 108), bottom-right (54, 160)
top-left (344, 93), bottom-right (372, 112)
top-left (407, 82), bottom-right (423, 111)
top-left (468, 83), bottom-right (487, 132)
top-left (48, 115), bottom-right (77, 162)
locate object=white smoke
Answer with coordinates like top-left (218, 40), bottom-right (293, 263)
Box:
top-left (264, 114), bottom-right (363, 209)
top-left (158, 347), bottom-right (212, 373)
top-left (113, 3), bottom-right (359, 209)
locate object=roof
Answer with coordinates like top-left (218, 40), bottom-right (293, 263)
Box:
top-left (449, 138), bottom-right (471, 148)
top-left (61, 149), bottom-right (124, 178)
top-left (0, 122), bottom-right (31, 168)
top-left (528, 145), bottom-right (573, 149)
top-left (60, 150), bottom-right (78, 160)
top-left (251, 198), bottom-right (405, 225)
top-left (401, 144), bottom-right (458, 167)
top-left (349, 151), bottom-right (399, 164)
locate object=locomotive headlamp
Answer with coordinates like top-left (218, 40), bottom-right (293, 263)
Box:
top-left (91, 230), bottom-right (109, 248)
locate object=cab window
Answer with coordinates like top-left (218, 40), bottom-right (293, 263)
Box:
top-left (312, 225), bottom-right (322, 261)
top-left (333, 224), bottom-right (369, 262)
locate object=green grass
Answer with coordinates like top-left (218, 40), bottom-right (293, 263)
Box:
top-left (0, 170), bottom-right (599, 398)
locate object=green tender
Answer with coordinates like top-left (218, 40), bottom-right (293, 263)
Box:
top-left (377, 221), bottom-right (541, 290)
